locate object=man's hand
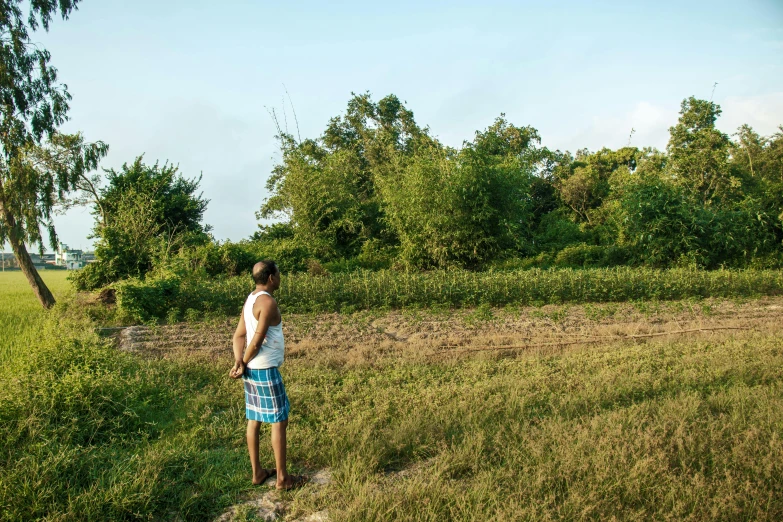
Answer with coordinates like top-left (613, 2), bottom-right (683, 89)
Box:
top-left (229, 360), bottom-right (245, 379)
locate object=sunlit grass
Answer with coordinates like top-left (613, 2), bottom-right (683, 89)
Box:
top-left (2, 273), bottom-right (782, 520)
top-left (0, 271), bottom-right (71, 362)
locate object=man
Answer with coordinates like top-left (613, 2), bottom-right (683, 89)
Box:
top-left (229, 260), bottom-right (306, 490)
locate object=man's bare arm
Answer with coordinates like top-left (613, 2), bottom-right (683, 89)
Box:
top-left (229, 314), bottom-right (247, 379)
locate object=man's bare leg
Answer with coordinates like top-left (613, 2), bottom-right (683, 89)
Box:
top-left (271, 420), bottom-right (293, 488)
top-left (247, 420), bottom-right (271, 484)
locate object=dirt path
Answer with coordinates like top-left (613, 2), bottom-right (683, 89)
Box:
top-left (214, 470), bottom-right (332, 522)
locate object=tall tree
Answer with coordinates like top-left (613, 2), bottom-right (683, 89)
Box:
top-left (667, 97), bottom-right (737, 205)
top-left (554, 147), bottom-right (639, 225)
top-left (0, 0), bottom-right (102, 308)
top-left (260, 93), bottom-right (429, 257)
top-left (730, 125), bottom-right (783, 247)
top-left (377, 117), bottom-right (540, 268)
top-left (72, 157), bottom-right (210, 291)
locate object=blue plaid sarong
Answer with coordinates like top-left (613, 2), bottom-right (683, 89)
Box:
top-left (243, 367), bottom-right (290, 423)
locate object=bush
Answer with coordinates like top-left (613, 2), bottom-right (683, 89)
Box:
top-left (114, 273), bottom-right (183, 323)
top-left (115, 272), bottom-right (251, 323)
top-left (620, 180), bottom-right (779, 268)
top-left (179, 237), bottom-right (315, 276)
top-left (749, 252), bottom-right (783, 269)
top-left (70, 262), bottom-right (115, 291)
top-left (355, 239), bottom-right (397, 270)
top-left (322, 240), bottom-right (398, 273)
top-left (553, 244), bottom-right (630, 268)
top-left (532, 210), bottom-right (585, 253)
top-left (492, 253), bottom-right (555, 270)
top-left (254, 238), bottom-right (313, 274)
top-left (322, 258), bottom-right (363, 274)
top-left (77, 237), bottom-right (319, 298)
top-left (171, 241), bottom-right (257, 277)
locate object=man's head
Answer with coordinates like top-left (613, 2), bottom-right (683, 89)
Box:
top-left (252, 260), bottom-right (280, 291)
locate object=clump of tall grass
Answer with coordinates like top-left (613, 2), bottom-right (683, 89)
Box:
top-left (0, 308), bottom-right (251, 521)
top-left (112, 267), bottom-right (783, 323)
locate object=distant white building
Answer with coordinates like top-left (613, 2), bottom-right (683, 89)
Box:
top-left (1, 252), bottom-right (15, 271)
top-left (56, 243), bottom-right (84, 270)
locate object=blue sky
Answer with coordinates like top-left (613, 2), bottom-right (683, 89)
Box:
top-left (25, 0), bottom-right (783, 250)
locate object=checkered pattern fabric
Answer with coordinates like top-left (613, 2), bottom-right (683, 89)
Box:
top-left (243, 367), bottom-right (290, 423)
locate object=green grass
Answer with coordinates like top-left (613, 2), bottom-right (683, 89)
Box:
top-left (0, 271), bottom-right (71, 362)
top-left (1, 274), bottom-right (782, 520)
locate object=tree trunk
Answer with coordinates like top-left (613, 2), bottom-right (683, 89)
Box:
top-left (1, 204), bottom-right (56, 309)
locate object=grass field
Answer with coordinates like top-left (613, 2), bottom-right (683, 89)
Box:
top-left (0, 271), bottom-right (71, 362)
top-left (1, 273), bottom-right (782, 521)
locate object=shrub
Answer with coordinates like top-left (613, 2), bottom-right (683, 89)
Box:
top-left (493, 253), bottom-right (556, 270)
top-left (322, 258), bottom-right (364, 274)
top-left (554, 244), bottom-right (606, 267)
top-left (532, 210), bottom-right (586, 253)
top-left (553, 244), bottom-right (630, 268)
top-left (172, 241), bottom-right (257, 277)
top-left (70, 262), bottom-right (115, 292)
top-left (253, 238), bottom-right (314, 274)
top-left (114, 273), bottom-right (183, 323)
top-left (620, 180), bottom-right (778, 268)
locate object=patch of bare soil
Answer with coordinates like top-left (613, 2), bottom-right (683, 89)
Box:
top-left (109, 296), bottom-right (783, 367)
top-left (213, 469), bottom-right (331, 522)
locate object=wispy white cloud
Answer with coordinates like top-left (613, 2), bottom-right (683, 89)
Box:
top-left (720, 92), bottom-right (783, 136)
top-left (549, 92), bottom-right (783, 154)
top-left (548, 100), bottom-right (677, 153)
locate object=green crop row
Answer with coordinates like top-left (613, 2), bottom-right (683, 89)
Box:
top-left (112, 267), bottom-right (783, 323)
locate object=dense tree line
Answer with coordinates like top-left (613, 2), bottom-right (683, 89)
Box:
top-left (255, 93), bottom-right (782, 272)
top-left (62, 91), bottom-right (783, 292)
top-left (72, 92), bottom-right (783, 293)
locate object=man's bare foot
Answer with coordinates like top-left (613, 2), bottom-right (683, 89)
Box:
top-left (276, 474), bottom-right (307, 491)
top-left (252, 468), bottom-right (276, 485)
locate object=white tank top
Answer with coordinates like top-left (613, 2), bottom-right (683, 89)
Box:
top-left (244, 290), bottom-right (285, 369)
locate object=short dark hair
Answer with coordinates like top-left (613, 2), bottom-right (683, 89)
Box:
top-left (252, 260), bottom-right (278, 285)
